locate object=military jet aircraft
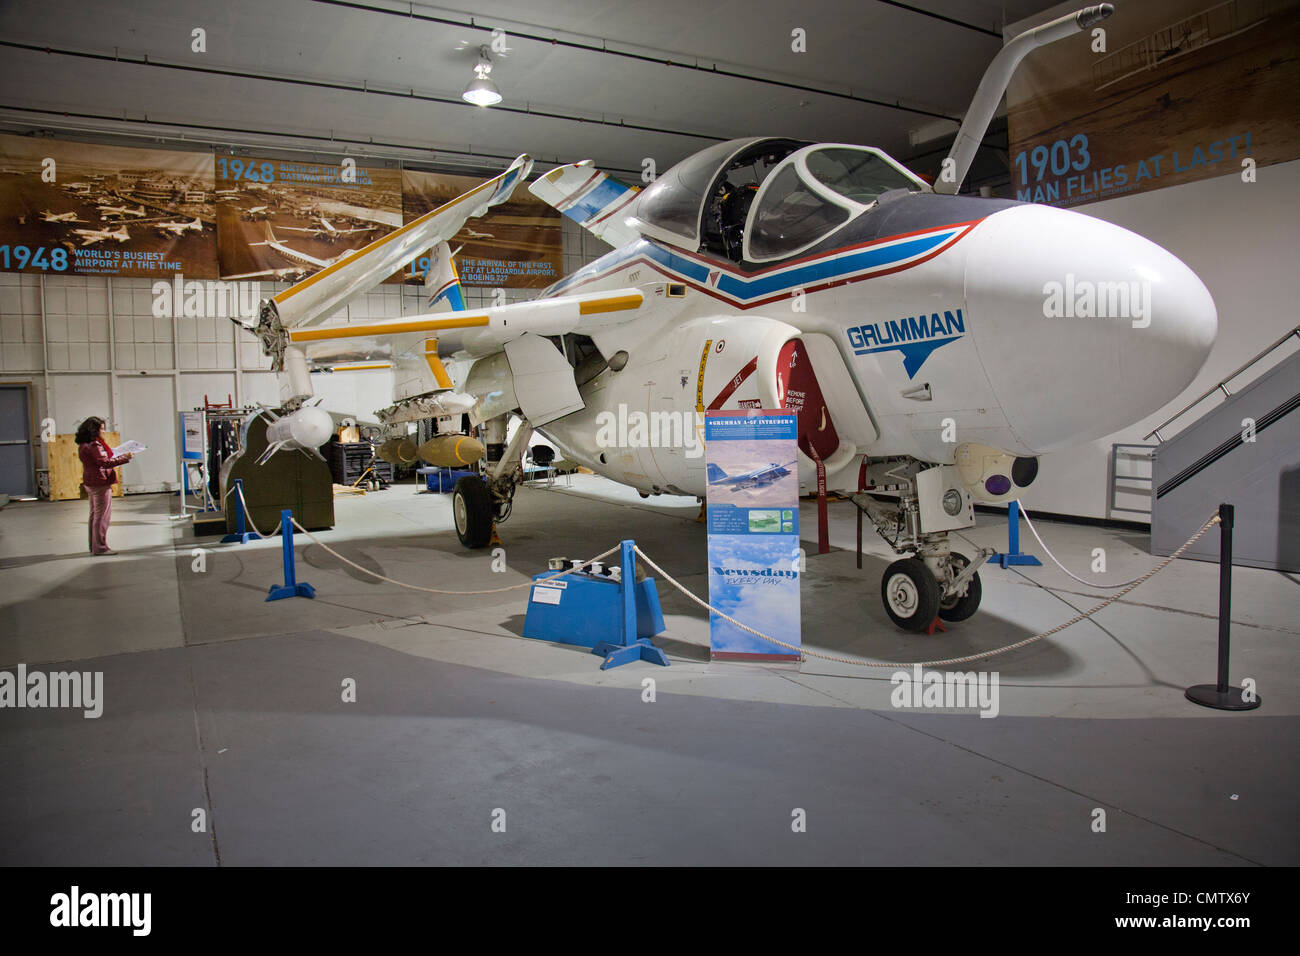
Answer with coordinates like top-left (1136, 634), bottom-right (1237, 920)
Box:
top-left (707, 462), bottom-right (795, 490)
top-left (237, 4), bottom-right (1216, 632)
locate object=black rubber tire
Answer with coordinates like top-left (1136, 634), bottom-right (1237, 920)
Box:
top-left (880, 557), bottom-right (941, 632)
top-left (938, 552), bottom-right (982, 623)
top-left (452, 475), bottom-right (493, 549)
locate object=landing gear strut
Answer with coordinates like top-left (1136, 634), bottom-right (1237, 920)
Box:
top-left (854, 458), bottom-right (992, 632)
top-left (455, 415), bottom-right (532, 550)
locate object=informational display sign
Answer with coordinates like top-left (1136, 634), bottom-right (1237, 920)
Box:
top-left (214, 154), bottom-right (402, 282)
top-left (402, 168), bottom-right (561, 288)
top-left (704, 409), bottom-right (802, 662)
top-left (1006, 0), bottom-right (1300, 207)
top-left (180, 411), bottom-right (205, 459)
top-left (0, 133), bottom-right (217, 277)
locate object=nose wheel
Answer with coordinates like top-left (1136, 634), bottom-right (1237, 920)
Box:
top-left (938, 551), bottom-right (982, 622)
top-left (881, 557), bottom-right (941, 632)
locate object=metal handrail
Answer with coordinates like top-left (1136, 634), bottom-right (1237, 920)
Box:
top-left (1145, 324), bottom-right (1300, 442)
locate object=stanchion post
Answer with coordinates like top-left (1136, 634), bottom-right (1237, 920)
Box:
top-left (266, 509), bottom-right (315, 601)
top-left (991, 499), bottom-right (1042, 568)
top-left (220, 478), bottom-right (262, 544)
top-left (590, 538), bottom-right (669, 670)
top-left (1186, 503), bottom-right (1260, 710)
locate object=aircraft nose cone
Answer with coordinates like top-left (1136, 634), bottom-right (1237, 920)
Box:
top-left (964, 204), bottom-right (1216, 453)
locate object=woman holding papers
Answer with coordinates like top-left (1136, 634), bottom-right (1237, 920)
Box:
top-left (75, 416), bottom-right (134, 556)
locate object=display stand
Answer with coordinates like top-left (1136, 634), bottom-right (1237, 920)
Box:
top-left (990, 500), bottom-right (1043, 568)
top-left (266, 510), bottom-right (315, 601)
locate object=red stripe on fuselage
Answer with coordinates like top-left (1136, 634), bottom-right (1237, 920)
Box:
top-left (553, 218), bottom-right (984, 310)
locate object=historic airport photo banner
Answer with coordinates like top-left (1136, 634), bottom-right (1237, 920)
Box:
top-left (1006, 0), bottom-right (1300, 207)
top-left (0, 133), bottom-right (216, 278)
top-left (214, 155), bottom-right (401, 282)
top-left (705, 410), bottom-right (801, 662)
top-left (402, 168), bottom-right (561, 288)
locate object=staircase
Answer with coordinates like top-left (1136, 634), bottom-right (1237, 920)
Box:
top-left (1147, 325), bottom-right (1300, 571)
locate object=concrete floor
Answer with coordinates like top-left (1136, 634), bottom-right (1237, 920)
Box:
top-left (1, 477), bottom-right (1296, 865)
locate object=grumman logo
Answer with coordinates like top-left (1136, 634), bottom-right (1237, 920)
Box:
top-left (846, 308), bottom-right (965, 377)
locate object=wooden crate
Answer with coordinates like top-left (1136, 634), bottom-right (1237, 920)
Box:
top-left (48, 432), bottom-right (124, 501)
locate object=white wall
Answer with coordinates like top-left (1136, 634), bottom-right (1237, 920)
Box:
top-left (1022, 158), bottom-right (1300, 520)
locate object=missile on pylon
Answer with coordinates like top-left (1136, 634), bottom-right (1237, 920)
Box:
top-left (254, 406), bottom-right (333, 465)
top-left (417, 434), bottom-right (485, 467)
top-left (376, 438), bottom-right (419, 465)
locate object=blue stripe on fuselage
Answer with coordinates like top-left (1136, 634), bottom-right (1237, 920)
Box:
top-left (545, 226), bottom-right (959, 302)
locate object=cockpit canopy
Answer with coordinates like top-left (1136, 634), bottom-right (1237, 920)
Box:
top-left (626, 137), bottom-right (929, 264)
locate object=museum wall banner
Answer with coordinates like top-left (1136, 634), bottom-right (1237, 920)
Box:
top-left (401, 168), bottom-right (561, 289)
top-left (0, 132), bottom-right (217, 278)
top-left (1006, 0), bottom-right (1300, 207)
top-left (213, 155), bottom-right (402, 283)
top-left (704, 409), bottom-right (802, 662)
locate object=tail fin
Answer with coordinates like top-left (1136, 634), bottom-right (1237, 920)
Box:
top-left (528, 161), bottom-right (640, 249)
top-left (423, 241), bottom-right (465, 312)
top-left (706, 463), bottom-right (728, 483)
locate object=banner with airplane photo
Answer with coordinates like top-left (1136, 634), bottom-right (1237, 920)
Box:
top-left (0, 133), bottom-right (217, 278)
top-left (1005, 0), bottom-right (1300, 207)
top-left (214, 155), bottom-right (402, 282)
top-left (401, 168), bottom-right (562, 288)
top-left (705, 410), bottom-right (802, 662)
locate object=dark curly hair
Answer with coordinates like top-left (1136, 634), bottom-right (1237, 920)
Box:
top-left (74, 416), bottom-right (105, 445)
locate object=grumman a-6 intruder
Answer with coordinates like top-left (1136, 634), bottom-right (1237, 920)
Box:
top-left (237, 4), bottom-right (1217, 631)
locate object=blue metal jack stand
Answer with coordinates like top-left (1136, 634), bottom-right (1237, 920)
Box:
top-left (266, 510), bottom-right (315, 601)
top-left (990, 500), bottom-right (1042, 568)
top-left (220, 479), bottom-right (263, 544)
top-left (523, 539), bottom-right (669, 670)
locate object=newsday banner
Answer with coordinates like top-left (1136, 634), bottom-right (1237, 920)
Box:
top-left (214, 155), bottom-right (402, 282)
top-left (402, 168), bottom-right (561, 288)
top-left (1005, 0), bottom-right (1300, 207)
top-left (0, 133), bottom-right (216, 278)
top-left (705, 410), bottom-right (801, 662)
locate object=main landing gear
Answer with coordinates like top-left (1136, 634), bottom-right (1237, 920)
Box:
top-left (855, 458), bottom-right (992, 633)
top-left (453, 415), bottom-right (531, 550)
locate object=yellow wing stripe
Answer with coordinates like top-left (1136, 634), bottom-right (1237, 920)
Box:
top-left (273, 173), bottom-right (500, 304)
top-left (288, 315), bottom-right (491, 343)
top-left (579, 293), bottom-right (642, 315)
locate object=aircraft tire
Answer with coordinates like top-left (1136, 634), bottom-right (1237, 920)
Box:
top-left (938, 552), bottom-right (982, 623)
top-left (453, 475), bottom-right (493, 549)
top-left (881, 557), bottom-right (941, 632)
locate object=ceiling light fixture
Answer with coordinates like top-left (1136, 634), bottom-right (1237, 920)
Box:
top-left (462, 46), bottom-right (502, 107)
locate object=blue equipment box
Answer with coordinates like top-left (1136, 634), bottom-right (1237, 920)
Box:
top-left (523, 570), bottom-right (665, 649)
top-left (422, 467), bottom-right (478, 493)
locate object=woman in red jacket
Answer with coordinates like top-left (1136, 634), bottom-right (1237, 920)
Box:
top-left (75, 416), bottom-right (133, 556)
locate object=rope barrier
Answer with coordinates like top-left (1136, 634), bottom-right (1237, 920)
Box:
top-left (233, 483), bottom-right (283, 540)
top-left (636, 511), bottom-right (1222, 669)
top-left (287, 515), bottom-right (619, 595)
top-left (1017, 502), bottom-right (1148, 589)
top-left (229, 498), bottom-right (1221, 671)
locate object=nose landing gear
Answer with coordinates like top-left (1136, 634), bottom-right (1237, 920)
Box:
top-left (854, 457), bottom-right (992, 632)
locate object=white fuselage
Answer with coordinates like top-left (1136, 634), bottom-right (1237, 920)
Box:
top-left (488, 202), bottom-right (1215, 499)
